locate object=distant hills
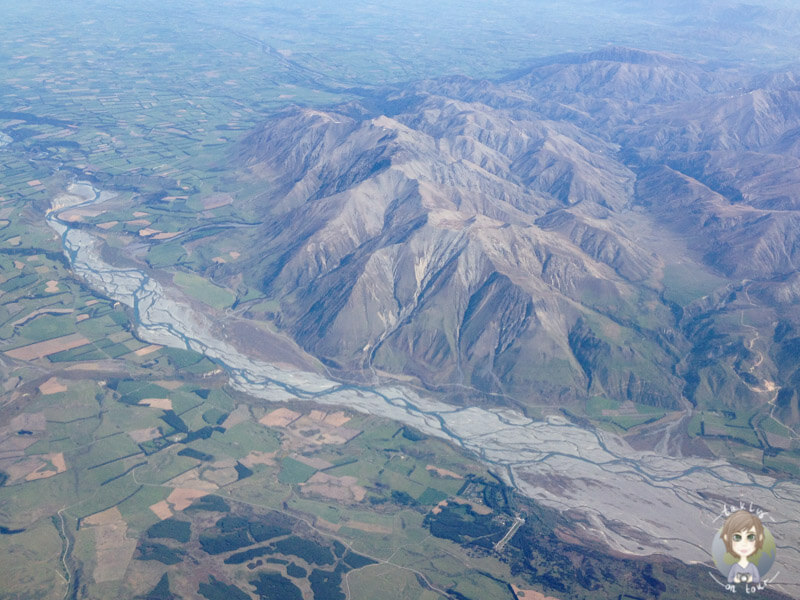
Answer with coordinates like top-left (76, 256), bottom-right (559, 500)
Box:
top-left (223, 47), bottom-right (800, 436)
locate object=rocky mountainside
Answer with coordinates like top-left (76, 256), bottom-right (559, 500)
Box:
top-left (220, 47), bottom-right (800, 431)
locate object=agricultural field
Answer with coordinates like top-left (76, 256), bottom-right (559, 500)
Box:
top-left (0, 335), bottom-right (516, 600)
top-left (0, 238), bottom-right (527, 599)
top-left (2, 310), bottom-right (741, 600)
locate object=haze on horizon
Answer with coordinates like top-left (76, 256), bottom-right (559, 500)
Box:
top-left (4, 0), bottom-right (800, 89)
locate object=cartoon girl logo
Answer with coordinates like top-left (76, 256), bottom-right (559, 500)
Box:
top-left (711, 509), bottom-right (777, 591)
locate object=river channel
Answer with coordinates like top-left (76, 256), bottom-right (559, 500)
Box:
top-left (48, 186), bottom-right (800, 595)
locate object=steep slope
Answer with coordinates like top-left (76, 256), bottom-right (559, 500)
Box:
top-left (217, 47), bottom-right (800, 428)
top-left (231, 95), bottom-right (682, 408)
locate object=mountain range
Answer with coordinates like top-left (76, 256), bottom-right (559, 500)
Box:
top-left (212, 47), bottom-right (800, 444)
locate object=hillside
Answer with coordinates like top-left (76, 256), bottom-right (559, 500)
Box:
top-left (217, 48), bottom-right (800, 451)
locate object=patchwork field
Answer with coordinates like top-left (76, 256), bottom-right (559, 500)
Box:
top-left (3, 318), bottom-right (741, 600)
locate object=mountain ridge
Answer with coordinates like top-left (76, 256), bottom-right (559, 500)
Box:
top-left (211, 48), bottom-right (800, 450)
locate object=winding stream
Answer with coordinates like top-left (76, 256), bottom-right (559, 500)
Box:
top-left (48, 186), bottom-right (800, 595)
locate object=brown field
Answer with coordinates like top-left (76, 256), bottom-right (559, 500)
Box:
top-left (5, 332), bottom-right (90, 360)
top-left (10, 307), bottom-right (73, 327)
top-left (25, 452), bottom-right (67, 481)
top-left (166, 487), bottom-right (210, 511)
top-left (431, 501), bottom-right (446, 515)
top-left (39, 377), bottom-right (67, 395)
top-left (312, 427), bottom-right (360, 446)
top-left (281, 411), bottom-right (361, 447)
top-left (153, 231), bottom-right (181, 240)
top-left (134, 344), bottom-right (162, 356)
top-left (96, 220), bottom-right (118, 229)
top-left (240, 450), bottom-right (276, 468)
top-left (202, 193), bottom-right (233, 210)
top-left (301, 472), bottom-right (366, 503)
top-left (126, 219), bottom-right (151, 226)
top-left (138, 228), bottom-right (160, 237)
top-left (10, 412), bottom-right (47, 431)
top-left (426, 465), bottom-right (463, 479)
top-left (139, 398), bottom-right (172, 410)
top-left (44, 280), bottom-right (60, 293)
top-left (308, 409), bottom-right (327, 422)
top-left (60, 207), bottom-right (106, 222)
top-left (260, 407), bottom-right (301, 427)
top-left (76, 314), bottom-right (90, 322)
top-left (511, 584), bottom-right (562, 600)
top-left (167, 468), bottom-right (219, 493)
top-left (149, 500), bottom-right (173, 520)
top-left (321, 411), bottom-right (351, 427)
top-left (3, 456), bottom-right (45, 482)
top-left (84, 506), bottom-right (124, 526)
top-left (132, 211), bottom-right (149, 217)
top-left (153, 380), bottom-right (183, 390)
